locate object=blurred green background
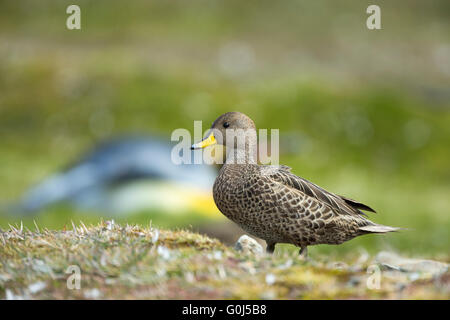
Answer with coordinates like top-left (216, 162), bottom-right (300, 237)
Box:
top-left (0, 0), bottom-right (448, 257)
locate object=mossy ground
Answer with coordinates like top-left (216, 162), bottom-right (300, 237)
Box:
top-left (1, 222), bottom-right (448, 299)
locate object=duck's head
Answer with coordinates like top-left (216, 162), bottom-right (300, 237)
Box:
top-left (191, 112), bottom-right (256, 151)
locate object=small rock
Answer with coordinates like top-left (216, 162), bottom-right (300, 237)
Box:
top-left (213, 250), bottom-right (223, 260)
top-left (239, 261), bottom-right (257, 275)
top-left (380, 263), bottom-right (403, 272)
top-left (376, 251), bottom-right (448, 278)
top-left (106, 220), bottom-right (115, 231)
top-left (5, 289), bottom-right (22, 300)
top-left (265, 273), bottom-right (276, 285)
top-left (151, 229), bottom-right (159, 244)
top-left (185, 272), bottom-right (195, 283)
top-left (396, 283), bottom-right (407, 292)
top-left (208, 250), bottom-right (223, 260)
top-left (327, 261), bottom-right (348, 271)
top-left (28, 281), bottom-right (47, 294)
top-left (408, 272), bottom-right (420, 282)
top-left (279, 259), bottom-right (293, 270)
top-left (234, 235), bottom-right (263, 255)
top-left (84, 288), bottom-right (101, 299)
top-left (217, 266), bottom-right (227, 279)
top-left (157, 246), bottom-right (171, 260)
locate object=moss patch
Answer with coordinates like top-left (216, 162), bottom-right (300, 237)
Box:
top-left (0, 222), bottom-right (448, 299)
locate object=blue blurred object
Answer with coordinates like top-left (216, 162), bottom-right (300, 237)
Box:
top-left (11, 136), bottom-right (218, 215)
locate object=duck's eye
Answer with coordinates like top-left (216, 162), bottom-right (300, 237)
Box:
top-left (223, 122), bottom-right (230, 128)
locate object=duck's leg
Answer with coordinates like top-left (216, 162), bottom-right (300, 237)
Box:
top-left (266, 242), bottom-right (276, 254)
top-left (299, 246), bottom-right (308, 258)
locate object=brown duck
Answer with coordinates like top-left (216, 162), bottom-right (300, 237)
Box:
top-left (192, 112), bottom-right (399, 257)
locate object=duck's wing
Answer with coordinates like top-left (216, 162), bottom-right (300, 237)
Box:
top-left (261, 165), bottom-right (375, 217)
top-left (337, 195), bottom-right (376, 213)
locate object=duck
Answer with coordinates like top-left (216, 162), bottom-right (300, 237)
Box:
top-left (191, 112), bottom-right (399, 257)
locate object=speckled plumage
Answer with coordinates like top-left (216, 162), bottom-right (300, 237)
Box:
top-left (194, 112), bottom-right (399, 256)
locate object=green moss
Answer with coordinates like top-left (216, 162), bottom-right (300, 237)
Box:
top-left (1, 222), bottom-right (447, 299)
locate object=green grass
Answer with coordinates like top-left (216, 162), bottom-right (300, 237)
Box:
top-left (1, 222), bottom-right (448, 299)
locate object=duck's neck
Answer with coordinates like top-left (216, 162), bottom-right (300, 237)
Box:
top-left (225, 143), bottom-right (257, 165)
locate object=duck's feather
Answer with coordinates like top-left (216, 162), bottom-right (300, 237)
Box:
top-left (339, 195), bottom-right (376, 213)
top-left (359, 225), bottom-right (400, 233)
top-left (261, 165), bottom-right (374, 217)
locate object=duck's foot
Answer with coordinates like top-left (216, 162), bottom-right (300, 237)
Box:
top-left (266, 242), bottom-right (276, 254)
top-left (299, 246), bottom-right (308, 259)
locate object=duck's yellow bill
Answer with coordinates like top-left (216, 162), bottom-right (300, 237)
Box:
top-left (191, 132), bottom-right (216, 149)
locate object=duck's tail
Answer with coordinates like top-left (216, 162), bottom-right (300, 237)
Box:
top-left (359, 224), bottom-right (401, 233)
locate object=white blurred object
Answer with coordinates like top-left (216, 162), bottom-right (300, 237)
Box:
top-left (11, 136), bottom-right (219, 217)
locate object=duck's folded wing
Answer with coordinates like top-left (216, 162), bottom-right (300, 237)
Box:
top-left (261, 165), bottom-right (374, 217)
top-left (338, 195), bottom-right (376, 213)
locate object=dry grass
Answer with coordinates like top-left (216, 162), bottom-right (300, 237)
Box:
top-left (0, 221), bottom-right (448, 299)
